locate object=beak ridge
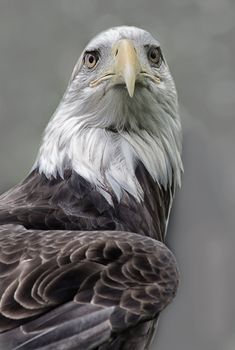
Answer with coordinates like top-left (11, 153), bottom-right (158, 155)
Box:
top-left (114, 39), bottom-right (140, 97)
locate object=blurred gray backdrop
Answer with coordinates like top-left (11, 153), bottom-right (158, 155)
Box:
top-left (0, 1), bottom-right (235, 349)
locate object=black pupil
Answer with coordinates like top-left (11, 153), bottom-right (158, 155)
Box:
top-left (151, 50), bottom-right (157, 60)
top-left (89, 55), bottom-right (95, 64)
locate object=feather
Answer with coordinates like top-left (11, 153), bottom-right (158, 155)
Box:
top-left (0, 225), bottom-right (179, 350)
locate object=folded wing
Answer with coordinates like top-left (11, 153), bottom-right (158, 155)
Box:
top-left (0, 224), bottom-right (179, 350)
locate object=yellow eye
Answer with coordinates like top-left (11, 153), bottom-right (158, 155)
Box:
top-left (84, 51), bottom-right (99, 69)
top-left (148, 46), bottom-right (162, 67)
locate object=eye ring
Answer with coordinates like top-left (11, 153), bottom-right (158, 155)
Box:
top-left (84, 50), bottom-right (100, 69)
top-left (147, 46), bottom-right (162, 67)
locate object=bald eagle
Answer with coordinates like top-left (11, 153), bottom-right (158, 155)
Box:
top-left (0, 26), bottom-right (183, 350)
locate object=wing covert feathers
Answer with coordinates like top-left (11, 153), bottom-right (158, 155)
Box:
top-left (0, 224), bottom-right (179, 349)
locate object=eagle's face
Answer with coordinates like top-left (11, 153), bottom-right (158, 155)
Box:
top-left (36, 26), bottom-right (182, 201)
top-left (65, 26), bottom-right (178, 132)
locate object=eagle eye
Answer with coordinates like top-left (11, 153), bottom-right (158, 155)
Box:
top-left (84, 50), bottom-right (100, 69)
top-left (147, 46), bottom-right (162, 68)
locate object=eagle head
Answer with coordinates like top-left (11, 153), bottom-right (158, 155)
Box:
top-left (35, 26), bottom-right (183, 201)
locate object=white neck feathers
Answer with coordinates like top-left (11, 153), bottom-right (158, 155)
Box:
top-left (34, 85), bottom-right (183, 203)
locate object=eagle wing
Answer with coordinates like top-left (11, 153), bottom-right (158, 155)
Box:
top-left (0, 224), bottom-right (178, 350)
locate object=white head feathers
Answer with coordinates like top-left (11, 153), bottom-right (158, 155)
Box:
top-left (34, 26), bottom-right (183, 203)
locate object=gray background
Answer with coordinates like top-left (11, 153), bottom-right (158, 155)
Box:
top-left (0, 1), bottom-right (234, 349)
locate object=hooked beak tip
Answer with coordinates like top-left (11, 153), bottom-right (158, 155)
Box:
top-left (123, 65), bottom-right (136, 97)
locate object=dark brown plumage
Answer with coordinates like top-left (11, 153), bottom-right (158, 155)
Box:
top-left (0, 165), bottom-right (172, 241)
top-left (0, 165), bottom-right (178, 349)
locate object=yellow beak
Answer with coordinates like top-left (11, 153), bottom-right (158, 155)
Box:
top-left (113, 39), bottom-right (141, 97)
